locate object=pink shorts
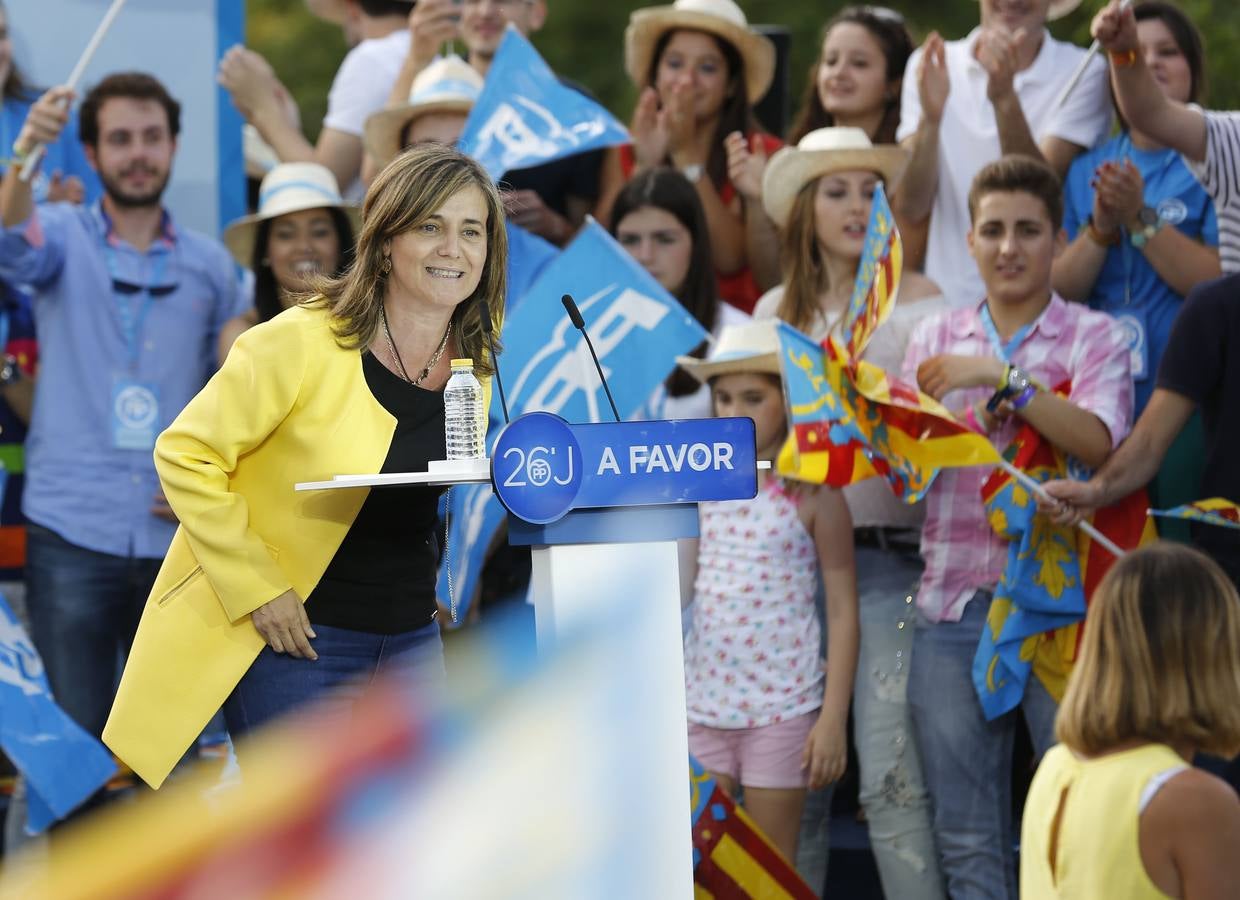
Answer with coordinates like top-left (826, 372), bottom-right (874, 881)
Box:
top-left (687, 710), bottom-right (818, 790)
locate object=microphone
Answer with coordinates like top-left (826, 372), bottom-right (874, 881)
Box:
top-left (561, 293), bottom-right (621, 423)
top-left (478, 297), bottom-right (510, 424)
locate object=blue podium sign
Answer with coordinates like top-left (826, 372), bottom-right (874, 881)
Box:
top-left (491, 413), bottom-right (758, 524)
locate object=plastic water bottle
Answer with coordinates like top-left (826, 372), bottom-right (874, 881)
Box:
top-left (444, 358), bottom-right (484, 460)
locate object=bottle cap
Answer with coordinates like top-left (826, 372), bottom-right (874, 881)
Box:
top-left (449, 358), bottom-right (474, 368)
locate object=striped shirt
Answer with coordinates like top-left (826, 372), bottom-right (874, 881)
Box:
top-left (901, 295), bottom-right (1133, 624)
top-left (1187, 111), bottom-right (1240, 273)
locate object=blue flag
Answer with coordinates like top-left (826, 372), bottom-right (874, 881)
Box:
top-left (458, 26), bottom-right (630, 180)
top-left (437, 220), bottom-right (708, 623)
top-left (0, 593), bottom-right (116, 832)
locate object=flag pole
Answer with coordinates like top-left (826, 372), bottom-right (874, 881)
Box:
top-left (996, 458), bottom-right (1127, 559)
top-left (1052, 0), bottom-right (1134, 113)
top-left (18, 0), bottom-right (128, 183)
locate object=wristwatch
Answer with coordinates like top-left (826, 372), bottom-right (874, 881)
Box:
top-left (1129, 205), bottom-right (1162, 248)
top-left (681, 163), bottom-right (704, 184)
top-left (0, 354), bottom-right (22, 388)
top-left (987, 364), bottom-right (1035, 413)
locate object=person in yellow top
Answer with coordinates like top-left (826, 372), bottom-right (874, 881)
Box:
top-left (1021, 542), bottom-right (1240, 900)
top-left (103, 144), bottom-right (505, 789)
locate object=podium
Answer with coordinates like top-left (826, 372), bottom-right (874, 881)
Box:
top-left (297, 412), bottom-right (760, 895)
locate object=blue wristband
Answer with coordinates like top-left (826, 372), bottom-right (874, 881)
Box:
top-left (1011, 383), bottom-right (1038, 411)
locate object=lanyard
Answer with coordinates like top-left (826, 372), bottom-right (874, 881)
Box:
top-left (1115, 134), bottom-right (1177, 307)
top-left (103, 242), bottom-right (169, 373)
top-left (979, 302), bottom-right (1032, 364)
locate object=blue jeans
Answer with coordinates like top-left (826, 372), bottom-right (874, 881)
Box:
top-left (907, 590), bottom-right (1057, 900)
top-left (223, 620), bottom-right (446, 762)
top-left (25, 523), bottom-right (162, 738)
top-left (852, 546), bottom-right (944, 900)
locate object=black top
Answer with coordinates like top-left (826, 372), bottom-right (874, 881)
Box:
top-left (1156, 272), bottom-right (1240, 586)
top-left (305, 352), bottom-right (447, 633)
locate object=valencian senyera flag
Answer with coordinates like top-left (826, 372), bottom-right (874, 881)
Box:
top-left (1149, 498), bottom-right (1240, 531)
top-left (691, 755), bottom-right (815, 898)
top-left (775, 322), bottom-right (1001, 502)
top-left (840, 182), bottom-right (903, 361)
top-left (973, 412), bottom-right (1156, 720)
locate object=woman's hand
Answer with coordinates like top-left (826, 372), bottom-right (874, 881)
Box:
top-left (251, 589), bottom-right (318, 660)
top-left (916, 354), bottom-right (1004, 401)
top-left (630, 87), bottom-right (671, 171)
top-left (724, 131), bottom-right (768, 203)
top-left (1092, 0), bottom-right (1139, 54)
top-left (1092, 159), bottom-right (1145, 235)
top-left (803, 710), bottom-right (847, 790)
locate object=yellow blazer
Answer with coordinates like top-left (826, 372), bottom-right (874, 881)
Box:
top-left (103, 304), bottom-right (492, 788)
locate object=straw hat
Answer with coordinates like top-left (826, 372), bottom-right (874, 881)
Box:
top-left (973, 0), bottom-right (1083, 21)
top-left (363, 56), bottom-right (483, 167)
top-left (625, 0), bottom-right (776, 103)
top-left (222, 162), bottom-right (360, 267)
top-left (761, 127), bottom-right (910, 229)
top-left (677, 320), bottom-right (782, 383)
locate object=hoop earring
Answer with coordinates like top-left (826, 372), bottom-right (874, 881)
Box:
top-left (379, 256), bottom-right (392, 275)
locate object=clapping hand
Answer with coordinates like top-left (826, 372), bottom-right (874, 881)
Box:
top-left (724, 131), bottom-right (769, 202)
top-left (1091, 159), bottom-right (1144, 236)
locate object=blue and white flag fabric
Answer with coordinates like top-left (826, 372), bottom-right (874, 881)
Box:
top-left (0, 593), bottom-right (116, 832)
top-left (437, 220), bottom-right (708, 623)
top-left (458, 26), bottom-right (630, 181)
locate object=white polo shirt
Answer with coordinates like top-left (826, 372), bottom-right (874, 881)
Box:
top-left (898, 28), bottom-right (1111, 308)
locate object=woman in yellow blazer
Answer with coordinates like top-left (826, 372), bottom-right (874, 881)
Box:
top-left (103, 144), bottom-right (505, 788)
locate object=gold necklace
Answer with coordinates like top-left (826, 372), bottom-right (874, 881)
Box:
top-left (381, 304), bottom-right (452, 386)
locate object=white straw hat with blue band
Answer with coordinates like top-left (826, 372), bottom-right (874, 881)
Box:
top-left (363, 56), bottom-right (483, 167)
top-left (222, 162), bottom-right (360, 267)
top-left (676, 320), bottom-right (782, 382)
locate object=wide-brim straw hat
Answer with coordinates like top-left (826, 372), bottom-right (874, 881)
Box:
top-left (363, 56), bottom-right (482, 166)
top-left (305, 0), bottom-right (412, 24)
top-left (222, 162), bottom-right (360, 268)
top-left (677, 320), bottom-right (782, 383)
top-left (972, 0), bottom-right (1082, 21)
top-left (761, 127), bottom-right (910, 229)
top-left (625, 0), bottom-right (776, 103)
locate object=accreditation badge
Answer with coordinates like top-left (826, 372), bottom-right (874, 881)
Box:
top-left (111, 376), bottom-right (160, 450)
top-left (1113, 311), bottom-right (1148, 381)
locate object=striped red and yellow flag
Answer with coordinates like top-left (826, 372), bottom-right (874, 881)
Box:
top-left (691, 757), bottom-right (815, 899)
top-left (777, 325), bottom-right (1001, 502)
top-left (1149, 498), bottom-right (1240, 531)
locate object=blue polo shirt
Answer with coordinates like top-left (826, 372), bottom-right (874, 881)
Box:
top-left (0, 201), bottom-right (246, 559)
top-left (1063, 134), bottom-right (1218, 413)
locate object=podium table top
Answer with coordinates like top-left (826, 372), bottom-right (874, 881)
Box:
top-left (294, 459), bottom-right (770, 493)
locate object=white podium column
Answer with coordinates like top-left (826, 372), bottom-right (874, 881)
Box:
top-left (514, 505), bottom-right (697, 897)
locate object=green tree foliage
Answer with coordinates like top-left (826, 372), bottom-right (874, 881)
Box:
top-left (247, 0), bottom-right (1240, 141)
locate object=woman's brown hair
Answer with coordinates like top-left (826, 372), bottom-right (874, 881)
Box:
top-left (308, 143), bottom-right (506, 377)
top-left (1056, 542), bottom-right (1240, 759)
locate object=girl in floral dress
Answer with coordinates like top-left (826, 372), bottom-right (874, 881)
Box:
top-left (676, 320), bottom-right (859, 863)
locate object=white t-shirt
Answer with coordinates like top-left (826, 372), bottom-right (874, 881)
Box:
top-left (898, 28), bottom-right (1111, 309)
top-left (322, 29), bottom-right (409, 137)
top-left (1187, 110), bottom-right (1240, 273)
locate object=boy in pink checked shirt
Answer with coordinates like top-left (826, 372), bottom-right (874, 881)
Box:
top-left (898, 155), bottom-right (1133, 900)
